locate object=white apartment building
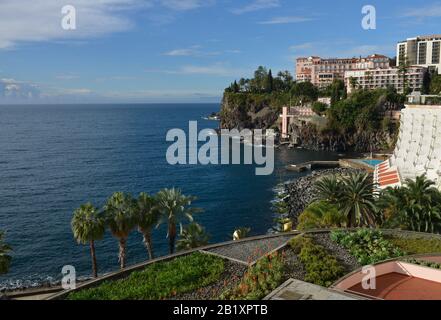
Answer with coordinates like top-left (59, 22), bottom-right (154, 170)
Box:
top-left (397, 35), bottom-right (441, 74)
top-left (345, 66), bottom-right (425, 94)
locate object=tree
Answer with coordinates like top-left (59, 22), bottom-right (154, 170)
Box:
top-left (398, 58), bottom-right (409, 93)
top-left (380, 175), bottom-right (441, 233)
top-left (104, 192), bottom-right (137, 269)
top-left (71, 203), bottom-right (105, 278)
top-left (430, 74), bottom-right (441, 94)
top-left (314, 175), bottom-right (343, 203)
top-left (156, 188), bottom-right (202, 254)
top-left (176, 223), bottom-right (210, 251)
top-left (339, 173), bottom-right (378, 227)
top-left (329, 79), bottom-right (346, 104)
top-left (422, 70), bottom-right (432, 95)
top-left (311, 101), bottom-right (328, 115)
top-left (135, 192), bottom-right (159, 260)
top-left (266, 69), bottom-right (274, 93)
top-left (290, 82), bottom-right (318, 104)
top-left (349, 77), bottom-right (358, 91)
top-left (0, 232), bottom-right (12, 275)
top-left (297, 201), bottom-right (345, 231)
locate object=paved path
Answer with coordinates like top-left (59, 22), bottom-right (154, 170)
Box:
top-left (204, 235), bottom-right (294, 265)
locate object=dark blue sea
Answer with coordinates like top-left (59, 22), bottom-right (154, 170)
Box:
top-left (0, 104), bottom-right (340, 289)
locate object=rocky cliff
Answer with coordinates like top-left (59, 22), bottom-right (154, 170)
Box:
top-left (219, 93), bottom-right (281, 130)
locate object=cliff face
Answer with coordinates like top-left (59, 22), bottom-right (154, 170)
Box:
top-left (219, 92), bottom-right (397, 152)
top-left (290, 122), bottom-right (396, 152)
top-left (219, 93), bottom-right (281, 130)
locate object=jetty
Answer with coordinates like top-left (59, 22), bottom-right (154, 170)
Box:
top-left (285, 161), bottom-right (340, 172)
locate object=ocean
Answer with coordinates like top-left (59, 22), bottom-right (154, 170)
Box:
top-left (0, 103), bottom-right (340, 290)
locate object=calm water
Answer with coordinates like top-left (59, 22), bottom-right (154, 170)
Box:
top-left (0, 104), bottom-right (340, 289)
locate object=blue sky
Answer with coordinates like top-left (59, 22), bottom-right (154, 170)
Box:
top-left (0, 0), bottom-right (440, 104)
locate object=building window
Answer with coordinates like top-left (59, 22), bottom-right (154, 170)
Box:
top-left (433, 42), bottom-right (440, 64)
top-left (418, 42), bottom-right (427, 65)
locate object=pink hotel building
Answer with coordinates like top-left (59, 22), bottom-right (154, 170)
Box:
top-left (296, 54), bottom-right (390, 88)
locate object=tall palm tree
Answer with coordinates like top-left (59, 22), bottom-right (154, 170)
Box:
top-left (104, 192), bottom-right (137, 269)
top-left (135, 192), bottom-right (159, 260)
top-left (339, 172), bottom-right (378, 227)
top-left (71, 203), bottom-right (105, 278)
top-left (155, 188), bottom-right (202, 254)
top-left (176, 223), bottom-right (210, 251)
top-left (314, 175), bottom-right (343, 204)
top-left (381, 175), bottom-right (441, 233)
top-left (0, 231), bottom-right (12, 275)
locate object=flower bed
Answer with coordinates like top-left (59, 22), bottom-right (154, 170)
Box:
top-left (221, 252), bottom-right (286, 300)
top-left (331, 229), bottom-right (404, 265)
top-left (288, 235), bottom-right (345, 287)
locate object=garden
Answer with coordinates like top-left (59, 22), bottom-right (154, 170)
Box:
top-left (65, 228), bottom-right (441, 300)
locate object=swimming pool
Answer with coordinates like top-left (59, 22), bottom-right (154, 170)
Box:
top-left (353, 159), bottom-right (383, 167)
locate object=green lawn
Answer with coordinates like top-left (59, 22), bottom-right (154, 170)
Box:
top-left (68, 252), bottom-right (225, 300)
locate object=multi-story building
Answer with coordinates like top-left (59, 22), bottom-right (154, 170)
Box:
top-left (296, 54), bottom-right (390, 88)
top-left (397, 35), bottom-right (441, 74)
top-left (344, 66), bottom-right (426, 94)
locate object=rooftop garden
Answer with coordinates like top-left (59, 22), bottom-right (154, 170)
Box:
top-left (68, 252), bottom-right (226, 300)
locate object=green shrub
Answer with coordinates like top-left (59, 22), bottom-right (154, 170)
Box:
top-left (331, 229), bottom-right (405, 265)
top-left (404, 258), bottom-right (441, 270)
top-left (289, 235), bottom-right (344, 287)
top-left (288, 235), bottom-right (314, 254)
top-left (221, 252), bottom-right (285, 300)
top-left (297, 201), bottom-right (345, 231)
top-left (387, 236), bottom-right (441, 255)
top-left (68, 252), bottom-right (224, 300)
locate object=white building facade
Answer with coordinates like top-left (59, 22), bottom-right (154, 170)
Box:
top-left (344, 66), bottom-right (425, 94)
top-left (397, 35), bottom-right (441, 74)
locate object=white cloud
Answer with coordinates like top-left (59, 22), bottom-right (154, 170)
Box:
top-left (232, 0), bottom-right (280, 15)
top-left (0, 0), bottom-right (151, 49)
top-left (400, 3), bottom-right (441, 19)
top-left (289, 42), bottom-right (315, 52)
top-left (0, 78), bottom-right (41, 101)
top-left (163, 46), bottom-right (240, 57)
top-left (55, 74), bottom-right (80, 80)
top-left (259, 16), bottom-right (313, 25)
top-left (289, 41), bottom-right (393, 60)
top-left (160, 0), bottom-right (215, 11)
top-left (146, 63), bottom-right (250, 77)
top-left (163, 45), bottom-right (203, 56)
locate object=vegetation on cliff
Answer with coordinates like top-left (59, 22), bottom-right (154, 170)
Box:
top-left (220, 66), bottom-right (405, 152)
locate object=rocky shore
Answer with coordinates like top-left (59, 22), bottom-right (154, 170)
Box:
top-left (283, 167), bottom-right (363, 224)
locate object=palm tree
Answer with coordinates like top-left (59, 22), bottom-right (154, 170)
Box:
top-left (104, 192), bottom-right (137, 269)
top-left (314, 175), bottom-right (343, 204)
top-left (339, 172), bottom-right (378, 227)
top-left (71, 203), bottom-right (105, 278)
top-left (176, 223), bottom-right (210, 251)
top-left (381, 175), bottom-right (441, 233)
top-left (0, 232), bottom-right (12, 275)
top-left (135, 192), bottom-right (159, 260)
top-left (155, 188), bottom-right (202, 254)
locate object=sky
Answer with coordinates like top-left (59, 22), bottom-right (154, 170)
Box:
top-left (0, 0), bottom-right (440, 104)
